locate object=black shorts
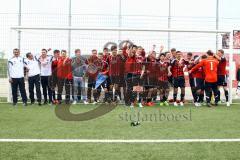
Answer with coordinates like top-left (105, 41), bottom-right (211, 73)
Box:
top-left (144, 77), bottom-right (157, 89)
top-left (88, 77), bottom-right (96, 89)
top-left (158, 81), bottom-right (170, 90)
top-left (190, 78), bottom-right (204, 90)
top-left (110, 76), bottom-right (120, 85)
top-left (119, 76), bottom-right (126, 87)
top-left (125, 73), bottom-right (145, 86)
top-left (168, 76), bottom-right (173, 86)
top-left (173, 76), bottom-right (185, 88)
top-left (136, 74), bottom-right (145, 86)
top-left (217, 75), bottom-right (227, 86)
top-left (125, 73), bottom-right (139, 87)
top-left (110, 75), bottom-right (125, 85)
top-left (189, 78), bottom-right (194, 88)
top-left (106, 77), bottom-right (111, 89)
top-left (205, 82), bottom-right (218, 91)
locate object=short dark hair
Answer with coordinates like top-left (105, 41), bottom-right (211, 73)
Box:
top-left (132, 45), bottom-right (138, 49)
top-left (207, 50), bottom-right (214, 56)
top-left (54, 49), bottom-right (60, 54)
top-left (160, 53), bottom-right (166, 57)
top-left (75, 49), bottom-right (80, 53)
top-left (110, 45), bottom-right (117, 51)
top-left (187, 52), bottom-right (193, 56)
top-left (218, 49), bottom-right (224, 54)
top-left (193, 55), bottom-right (199, 60)
top-left (98, 52), bottom-right (103, 56)
top-left (26, 52), bottom-right (31, 58)
top-left (202, 55), bottom-right (207, 59)
top-left (171, 48), bottom-right (176, 52)
top-left (13, 48), bottom-right (19, 53)
top-left (42, 48), bottom-right (48, 52)
top-left (176, 51), bottom-right (181, 54)
top-left (92, 49), bottom-right (97, 52)
top-left (61, 49), bottom-right (67, 53)
top-left (103, 48), bottom-right (108, 51)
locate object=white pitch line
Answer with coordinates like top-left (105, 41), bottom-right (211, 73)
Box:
top-left (0, 139), bottom-right (240, 143)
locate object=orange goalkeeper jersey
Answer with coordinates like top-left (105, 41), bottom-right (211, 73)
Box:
top-left (191, 56), bottom-right (219, 83)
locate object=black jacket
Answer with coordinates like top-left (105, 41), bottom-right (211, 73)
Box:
top-left (237, 68), bottom-right (240, 81)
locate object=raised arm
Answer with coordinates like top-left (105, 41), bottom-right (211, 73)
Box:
top-left (189, 61), bottom-right (204, 74)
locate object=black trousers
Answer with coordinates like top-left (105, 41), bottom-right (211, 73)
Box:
top-left (41, 76), bottom-right (52, 103)
top-left (57, 78), bottom-right (71, 102)
top-left (205, 82), bottom-right (219, 103)
top-left (11, 78), bottom-right (27, 104)
top-left (28, 74), bottom-right (41, 103)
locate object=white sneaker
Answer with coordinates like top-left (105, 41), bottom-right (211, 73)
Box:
top-left (180, 102), bottom-right (184, 106)
top-left (72, 101), bottom-right (77, 105)
top-left (92, 101), bottom-right (98, 105)
top-left (226, 102), bottom-right (230, 107)
top-left (195, 103), bottom-right (202, 107)
top-left (195, 103), bottom-right (199, 107)
top-left (174, 102), bottom-right (178, 106)
top-left (130, 104), bottom-right (134, 108)
top-left (116, 96), bottom-right (121, 102)
top-left (138, 103), bottom-right (143, 108)
top-left (84, 101), bottom-right (89, 105)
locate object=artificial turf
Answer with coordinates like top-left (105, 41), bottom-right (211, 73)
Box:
top-left (0, 103), bottom-right (240, 160)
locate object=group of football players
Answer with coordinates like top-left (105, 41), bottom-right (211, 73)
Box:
top-left (8, 42), bottom-right (229, 108)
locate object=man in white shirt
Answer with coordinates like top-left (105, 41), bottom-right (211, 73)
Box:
top-left (8, 48), bottom-right (27, 106)
top-left (36, 49), bottom-right (53, 105)
top-left (24, 52), bottom-right (42, 106)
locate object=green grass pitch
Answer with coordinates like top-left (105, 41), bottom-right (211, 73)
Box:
top-left (0, 103), bottom-right (240, 160)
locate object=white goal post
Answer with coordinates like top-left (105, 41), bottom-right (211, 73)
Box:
top-left (8, 26), bottom-right (235, 104)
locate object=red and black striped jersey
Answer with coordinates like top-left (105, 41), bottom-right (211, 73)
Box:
top-left (170, 59), bottom-right (187, 78)
top-left (156, 61), bottom-right (169, 81)
top-left (217, 57), bottom-right (227, 76)
top-left (109, 55), bottom-right (124, 76)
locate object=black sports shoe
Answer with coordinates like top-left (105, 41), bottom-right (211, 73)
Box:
top-left (207, 103), bottom-right (213, 108)
top-left (43, 101), bottom-right (48, 105)
top-left (38, 102), bottom-right (42, 106)
top-left (131, 121), bottom-right (140, 127)
top-left (12, 103), bottom-right (17, 107)
top-left (65, 100), bottom-right (70, 104)
top-left (23, 103), bottom-right (28, 107)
